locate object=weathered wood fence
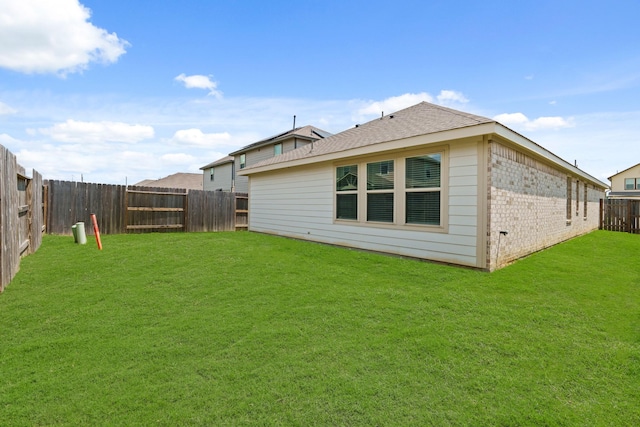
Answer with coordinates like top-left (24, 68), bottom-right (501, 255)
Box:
top-left (0, 145), bottom-right (44, 292)
top-left (600, 199), bottom-right (640, 234)
top-left (46, 180), bottom-right (247, 235)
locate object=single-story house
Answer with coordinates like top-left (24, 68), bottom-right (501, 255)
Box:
top-left (238, 102), bottom-right (608, 271)
top-left (607, 163), bottom-right (640, 199)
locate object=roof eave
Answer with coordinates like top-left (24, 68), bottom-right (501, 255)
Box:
top-left (238, 123), bottom-right (497, 176)
top-left (228, 133), bottom-right (319, 156)
top-left (492, 124), bottom-right (609, 189)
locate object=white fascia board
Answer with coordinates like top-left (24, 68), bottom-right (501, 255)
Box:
top-left (492, 124), bottom-right (609, 189)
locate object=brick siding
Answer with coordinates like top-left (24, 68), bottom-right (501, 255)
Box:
top-left (487, 141), bottom-right (603, 270)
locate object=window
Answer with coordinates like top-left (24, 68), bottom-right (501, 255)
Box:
top-left (240, 154), bottom-right (246, 169)
top-left (566, 176), bottom-right (572, 221)
top-left (274, 143), bottom-right (283, 155)
top-left (210, 167), bottom-right (215, 181)
top-left (576, 180), bottom-right (580, 216)
top-left (405, 154), bottom-right (441, 225)
top-left (367, 160), bottom-right (394, 222)
top-left (336, 165), bottom-right (358, 220)
top-left (625, 178), bottom-right (640, 190)
top-left (334, 149), bottom-right (445, 229)
top-left (583, 183), bottom-right (588, 218)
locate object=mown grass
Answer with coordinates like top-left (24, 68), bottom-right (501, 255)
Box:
top-left (0, 230), bottom-right (638, 426)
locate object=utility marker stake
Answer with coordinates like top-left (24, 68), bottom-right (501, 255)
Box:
top-left (90, 214), bottom-right (103, 250)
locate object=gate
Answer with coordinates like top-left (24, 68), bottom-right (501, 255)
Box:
top-left (600, 199), bottom-right (640, 234)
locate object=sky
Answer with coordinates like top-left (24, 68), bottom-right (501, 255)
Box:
top-left (0, 0), bottom-right (639, 185)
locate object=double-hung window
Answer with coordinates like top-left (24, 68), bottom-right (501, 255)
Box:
top-left (625, 178), bottom-right (639, 190)
top-left (405, 154), bottom-right (441, 225)
top-left (274, 143), bottom-right (283, 155)
top-left (367, 160), bottom-right (394, 222)
top-left (336, 165), bottom-right (358, 220)
top-left (210, 167), bottom-right (215, 181)
top-left (239, 154), bottom-right (246, 169)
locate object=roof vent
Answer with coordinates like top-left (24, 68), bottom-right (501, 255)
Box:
top-left (389, 115), bottom-right (394, 119)
top-left (355, 124), bottom-right (359, 128)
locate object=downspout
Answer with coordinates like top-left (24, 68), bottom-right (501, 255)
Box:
top-left (231, 160), bottom-right (236, 192)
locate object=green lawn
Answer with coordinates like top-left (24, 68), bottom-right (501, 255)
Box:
top-left (1, 230), bottom-right (638, 426)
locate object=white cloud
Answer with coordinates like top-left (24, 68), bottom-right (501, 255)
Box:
top-left (358, 90), bottom-right (470, 118)
top-left (0, 0), bottom-right (129, 75)
top-left (39, 119), bottom-right (154, 143)
top-left (436, 90), bottom-right (469, 105)
top-left (171, 128), bottom-right (231, 147)
top-left (161, 153), bottom-right (197, 165)
top-left (175, 73), bottom-right (222, 97)
top-left (0, 101), bottom-right (16, 115)
top-left (493, 112), bottom-right (574, 131)
top-left (0, 133), bottom-right (21, 145)
top-left (358, 92), bottom-right (434, 116)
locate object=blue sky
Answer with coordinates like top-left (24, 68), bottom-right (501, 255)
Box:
top-left (1, 0), bottom-right (639, 185)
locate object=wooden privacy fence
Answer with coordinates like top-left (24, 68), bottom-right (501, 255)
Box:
top-left (0, 145), bottom-right (44, 292)
top-left (600, 199), bottom-right (640, 234)
top-left (46, 180), bottom-right (247, 235)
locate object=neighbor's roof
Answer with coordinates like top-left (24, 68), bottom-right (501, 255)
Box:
top-left (133, 173), bottom-right (203, 190)
top-left (229, 125), bottom-right (332, 156)
top-left (200, 155), bottom-right (234, 170)
top-left (239, 101), bottom-right (608, 189)
top-left (607, 162), bottom-right (640, 180)
top-left (609, 191), bottom-right (640, 198)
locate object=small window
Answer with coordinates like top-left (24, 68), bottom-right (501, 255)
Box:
top-left (576, 180), bottom-right (580, 216)
top-left (210, 167), bottom-right (214, 181)
top-left (274, 143), bottom-right (283, 156)
top-left (566, 176), bottom-right (572, 221)
top-left (625, 178), bottom-right (635, 190)
top-left (583, 183), bottom-right (588, 218)
top-left (240, 154), bottom-right (246, 169)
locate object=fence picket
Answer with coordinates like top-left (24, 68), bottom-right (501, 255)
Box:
top-left (45, 180), bottom-right (246, 235)
top-left (600, 199), bottom-right (640, 234)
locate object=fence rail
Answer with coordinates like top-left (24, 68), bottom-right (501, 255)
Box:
top-left (599, 199), bottom-right (640, 233)
top-left (0, 144), bottom-right (44, 292)
top-left (46, 180), bottom-right (246, 236)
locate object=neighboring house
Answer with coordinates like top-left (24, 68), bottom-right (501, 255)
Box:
top-left (227, 125), bottom-right (332, 193)
top-left (608, 163), bottom-right (640, 199)
top-left (199, 125), bottom-right (331, 193)
top-left (200, 155), bottom-right (234, 191)
top-left (238, 101), bottom-right (608, 271)
top-left (134, 173), bottom-right (203, 190)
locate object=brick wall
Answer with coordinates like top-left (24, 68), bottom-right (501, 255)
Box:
top-left (486, 141), bottom-right (603, 271)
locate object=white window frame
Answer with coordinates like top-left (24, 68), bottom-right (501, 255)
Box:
top-left (239, 153), bottom-right (246, 169)
top-left (274, 143), bottom-right (283, 156)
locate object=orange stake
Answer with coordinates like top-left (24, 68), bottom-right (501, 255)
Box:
top-left (90, 214), bottom-right (103, 250)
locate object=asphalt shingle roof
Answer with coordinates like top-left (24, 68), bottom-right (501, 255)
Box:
top-left (200, 155), bottom-right (234, 170)
top-left (244, 102), bottom-right (494, 170)
top-left (229, 125), bottom-right (332, 156)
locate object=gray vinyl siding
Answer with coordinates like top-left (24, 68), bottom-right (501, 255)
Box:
top-left (247, 140), bottom-right (482, 268)
top-left (203, 162), bottom-right (233, 192)
top-left (236, 138), bottom-right (313, 193)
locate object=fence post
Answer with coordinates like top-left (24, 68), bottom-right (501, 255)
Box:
top-left (599, 199), bottom-right (603, 230)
